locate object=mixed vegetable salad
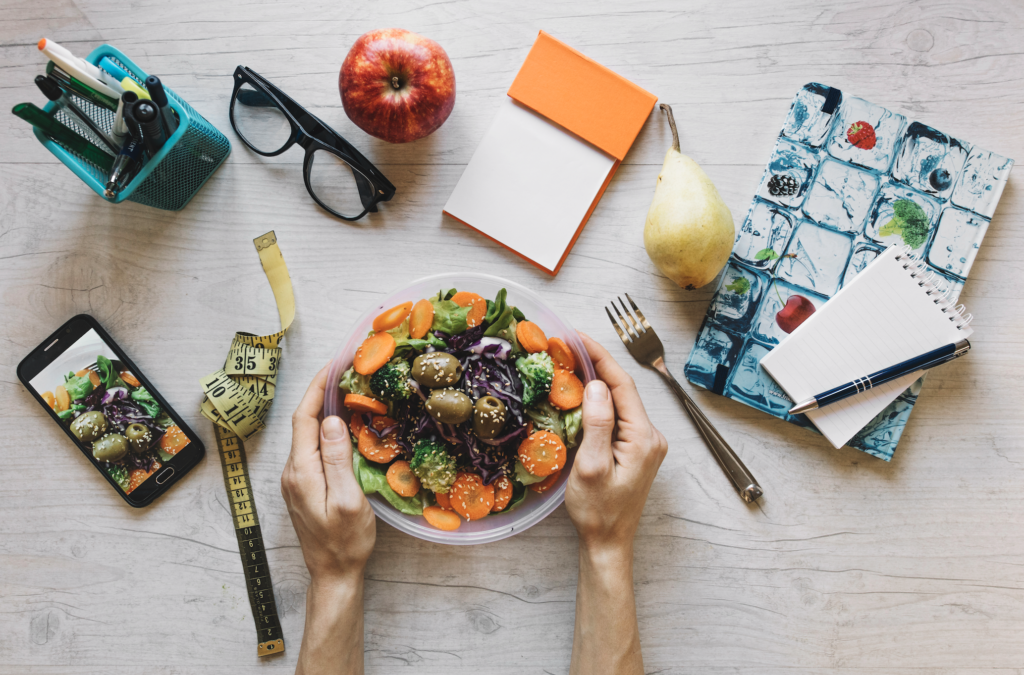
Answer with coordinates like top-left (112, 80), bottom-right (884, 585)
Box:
top-left (40, 355), bottom-right (190, 494)
top-left (339, 288), bottom-right (585, 531)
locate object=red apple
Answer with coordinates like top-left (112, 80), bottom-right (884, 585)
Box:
top-left (775, 294), bottom-right (815, 333)
top-left (340, 28), bottom-right (456, 144)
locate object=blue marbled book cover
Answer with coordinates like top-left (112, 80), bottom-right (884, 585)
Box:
top-left (684, 83), bottom-right (1013, 461)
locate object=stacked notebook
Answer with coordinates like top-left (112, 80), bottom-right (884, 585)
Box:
top-left (684, 83), bottom-right (1013, 460)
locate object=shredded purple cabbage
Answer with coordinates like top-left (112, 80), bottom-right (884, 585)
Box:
top-left (460, 355), bottom-right (524, 426)
top-left (442, 325), bottom-right (485, 352)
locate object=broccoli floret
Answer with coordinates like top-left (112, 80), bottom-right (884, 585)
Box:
top-left (339, 367), bottom-right (373, 397)
top-left (515, 352), bottom-right (553, 407)
top-left (409, 439), bottom-right (457, 494)
top-left (369, 359), bottom-right (415, 402)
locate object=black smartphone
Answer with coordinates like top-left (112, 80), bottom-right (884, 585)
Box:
top-left (17, 314), bottom-right (205, 507)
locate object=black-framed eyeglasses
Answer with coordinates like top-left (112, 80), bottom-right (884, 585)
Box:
top-left (228, 65), bottom-right (396, 221)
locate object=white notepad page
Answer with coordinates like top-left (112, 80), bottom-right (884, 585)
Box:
top-left (443, 98), bottom-right (616, 273)
top-left (760, 246), bottom-right (972, 449)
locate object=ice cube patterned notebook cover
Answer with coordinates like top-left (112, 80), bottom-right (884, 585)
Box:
top-left (683, 83), bottom-right (1013, 461)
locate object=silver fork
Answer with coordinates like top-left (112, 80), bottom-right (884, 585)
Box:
top-left (606, 294), bottom-right (763, 504)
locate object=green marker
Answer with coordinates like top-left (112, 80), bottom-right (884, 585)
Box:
top-left (45, 61), bottom-right (118, 111)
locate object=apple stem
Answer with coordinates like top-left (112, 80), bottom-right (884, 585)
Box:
top-left (391, 76), bottom-right (401, 90)
top-left (660, 103), bottom-right (680, 153)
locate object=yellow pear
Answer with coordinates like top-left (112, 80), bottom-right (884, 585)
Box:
top-left (644, 104), bottom-right (734, 289)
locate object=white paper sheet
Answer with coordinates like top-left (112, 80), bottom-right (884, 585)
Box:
top-left (443, 98), bottom-right (616, 273)
top-left (760, 246), bottom-right (971, 449)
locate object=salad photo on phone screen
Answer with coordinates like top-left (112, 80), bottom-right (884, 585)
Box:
top-left (28, 328), bottom-right (190, 494)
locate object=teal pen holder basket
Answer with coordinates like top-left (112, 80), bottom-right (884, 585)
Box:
top-left (33, 45), bottom-right (230, 211)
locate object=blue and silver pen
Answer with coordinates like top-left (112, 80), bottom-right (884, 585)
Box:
top-left (789, 339), bottom-right (971, 415)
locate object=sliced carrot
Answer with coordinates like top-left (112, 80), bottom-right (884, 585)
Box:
top-left (549, 369), bottom-right (584, 410)
top-left (424, 505), bottom-right (462, 531)
top-left (434, 490), bottom-right (452, 510)
top-left (529, 469), bottom-right (562, 494)
top-left (349, 414), bottom-right (366, 439)
top-left (55, 385), bottom-right (70, 412)
top-left (344, 393), bottom-right (387, 416)
top-left (372, 301), bottom-right (413, 333)
top-left (41, 391), bottom-right (56, 410)
top-left (118, 370), bottom-right (140, 388)
top-left (357, 420), bottom-right (401, 463)
top-left (160, 425), bottom-right (190, 454)
top-left (491, 475), bottom-right (513, 512)
top-left (516, 321), bottom-right (548, 353)
top-left (546, 337), bottom-right (577, 372)
top-left (517, 431), bottom-right (566, 478)
top-left (450, 291), bottom-right (487, 328)
top-left (386, 460), bottom-right (421, 497)
top-left (409, 299), bottom-right (434, 339)
top-left (353, 331), bottom-right (397, 375)
top-left (449, 472), bottom-right (495, 521)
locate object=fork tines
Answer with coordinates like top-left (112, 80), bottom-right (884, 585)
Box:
top-left (606, 293), bottom-right (651, 346)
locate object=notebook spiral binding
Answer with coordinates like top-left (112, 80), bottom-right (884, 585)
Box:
top-left (894, 245), bottom-right (972, 330)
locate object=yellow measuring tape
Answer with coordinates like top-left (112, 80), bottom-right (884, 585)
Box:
top-left (199, 231), bottom-right (294, 657)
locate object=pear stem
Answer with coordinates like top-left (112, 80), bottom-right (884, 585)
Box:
top-left (660, 103), bottom-right (680, 153)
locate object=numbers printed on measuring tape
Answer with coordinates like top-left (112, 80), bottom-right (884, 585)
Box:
top-left (202, 232), bottom-right (294, 658)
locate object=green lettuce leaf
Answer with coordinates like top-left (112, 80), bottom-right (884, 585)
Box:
top-left (57, 404), bottom-right (85, 421)
top-left (62, 372), bottom-right (94, 401)
top-left (130, 386), bottom-right (162, 418)
top-left (96, 355), bottom-right (128, 390)
top-left (563, 406), bottom-right (582, 449)
top-left (429, 296), bottom-right (471, 335)
top-left (497, 317), bottom-right (522, 355)
top-left (526, 400), bottom-right (565, 441)
top-left (353, 453), bottom-right (424, 515)
top-left (393, 333), bottom-right (447, 358)
top-left (483, 289), bottom-right (514, 337)
top-left (154, 411), bottom-right (174, 430)
top-left (339, 367), bottom-right (374, 398)
top-left (514, 460), bottom-right (546, 486)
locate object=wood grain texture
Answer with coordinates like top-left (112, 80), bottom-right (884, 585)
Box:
top-left (1, 1), bottom-right (1023, 673)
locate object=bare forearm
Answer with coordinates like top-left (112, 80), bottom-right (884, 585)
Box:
top-left (296, 576), bottom-right (365, 675)
top-left (570, 545), bottom-right (643, 675)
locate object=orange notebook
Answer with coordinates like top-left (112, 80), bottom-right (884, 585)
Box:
top-left (443, 31), bottom-right (657, 275)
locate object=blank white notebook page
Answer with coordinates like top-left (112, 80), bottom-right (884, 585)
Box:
top-left (442, 98), bottom-right (616, 273)
top-left (760, 246), bottom-right (971, 449)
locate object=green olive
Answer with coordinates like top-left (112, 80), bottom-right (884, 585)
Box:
top-left (412, 352), bottom-right (463, 388)
top-left (125, 423), bottom-right (152, 455)
top-left (92, 433), bottom-right (128, 463)
top-left (425, 388), bottom-right (473, 424)
top-left (70, 411), bottom-right (107, 443)
top-left (473, 396), bottom-right (507, 439)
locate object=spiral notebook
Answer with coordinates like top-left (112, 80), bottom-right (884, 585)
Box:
top-left (760, 245), bottom-right (973, 449)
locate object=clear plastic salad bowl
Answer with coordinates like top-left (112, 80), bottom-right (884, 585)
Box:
top-left (324, 273), bottom-right (595, 545)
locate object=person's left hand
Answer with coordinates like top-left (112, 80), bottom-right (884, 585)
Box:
top-left (281, 366), bottom-right (376, 586)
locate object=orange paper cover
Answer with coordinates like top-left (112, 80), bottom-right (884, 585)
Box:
top-left (507, 31), bottom-right (657, 161)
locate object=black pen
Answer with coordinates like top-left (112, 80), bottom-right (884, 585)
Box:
top-left (789, 339), bottom-right (971, 414)
top-left (104, 135), bottom-right (144, 199)
top-left (35, 75), bottom-right (119, 153)
top-left (145, 75), bottom-right (178, 135)
top-left (132, 98), bottom-right (166, 156)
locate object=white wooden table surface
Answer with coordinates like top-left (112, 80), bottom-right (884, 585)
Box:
top-left (2, 1), bottom-right (1022, 673)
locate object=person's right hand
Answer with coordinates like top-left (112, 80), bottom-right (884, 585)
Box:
top-left (281, 366), bottom-right (376, 586)
top-left (565, 333), bottom-right (668, 558)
